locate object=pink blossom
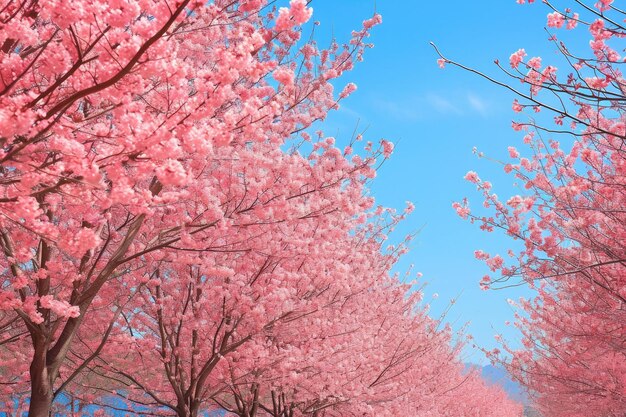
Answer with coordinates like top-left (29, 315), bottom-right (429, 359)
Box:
top-left (39, 295), bottom-right (81, 319)
top-left (239, 0), bottom-right (264, 13)
top-left (590, 19), bottom-right (611, 41)
top-left (527, 56), bottom-right (542, 69)
top-left (464, 171), bottom-right (480, 183)
top-left (437, 58), bottom-right (446, 69)
top-left (273, 67), bottom-right (295, 86)
top-left (566, 13), bottom-right (579, 29)
top-left (508, 146), bottom-right (520, 158)
top-left (479, 275), bottom-right (491, 290)
top-left (380, 139), bottom-right (394, 158)
top-left (23, 296), bottom-right (44, 324)
top-left (363, 13), bottom-right (382, 30)
top-left (585, 76), bottom-right (610, 89)
top-left (452, 201), bottom-right (471, 219)
top-left (67, 228), bottom-right (101, 257)
top-left (156, 159), bottom-right (188, 186)
top-left (14, 196), bottom-right (42, 223)
top-left (509, 49), bottom-right (526, 69)
top-left (275, 0), bottom-right (313, 31)
top-left (523, 133), bottom-right (534, 143)
top-left (339, 82), bottom-right (357, 99)
top-left (486, 255), bottom-right (504, 271)
top-left (595, 0), bottom-right (613, 12)
top-left (512, 122), bottom-right (524, 131)
top-left (546, 12), bottom-right (565, 28)
top-left (290, 0), bottom-right (313, 25)
top-left (541, 65), bottom-right (557, 81)
top-left (506, 195), bottom-right (523, 208)
top-left (606, 49), bottom-right (620, 62)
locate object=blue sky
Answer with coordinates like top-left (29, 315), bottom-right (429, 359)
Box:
top-left (307, 0), bottom-right (562, 363)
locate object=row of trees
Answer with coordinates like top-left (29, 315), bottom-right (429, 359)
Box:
top-left (0, 1), bottom-right (521, 416)
top-left (442, 1), bottom-right (626, 416)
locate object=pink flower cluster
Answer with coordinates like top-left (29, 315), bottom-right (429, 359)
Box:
top-left (339, 82), bottom-right (357, 99)
top-left (509, 49), bottom-right (526, 69)
top-left (595, 0), bottom-right (613, 11)
top-left (381, 139), bottom-right (394, 158)
top-left (363, 13), bottom-right (382, 30)
top-left (273, 67), bottom-right (295, 86)
top-left (275, 0), bottom-right (313, 31)
top-left (39, 295), bottom-right (81, 319)
top-left (547, 12), bottom-right (565, 28)
top-left (464, 170), bottom-right (480, 184)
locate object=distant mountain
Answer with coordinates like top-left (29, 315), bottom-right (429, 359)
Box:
top-left (480, 364), bottom-right (528, 404)
top-left (468, 364), bottom-right (543, 416)
top-left (523, 405), bottom-right (542, 417)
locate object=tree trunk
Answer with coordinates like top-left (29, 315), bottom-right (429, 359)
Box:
top-left (176, 408), bottom-right (196, 417)
top-left (175, 401), bottom-right (200, 417)
top-left (28, 341), bottom-right (54, 417)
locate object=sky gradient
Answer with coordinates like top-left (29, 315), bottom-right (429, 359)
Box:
top-left (306, 0), bottom-right (561, 363)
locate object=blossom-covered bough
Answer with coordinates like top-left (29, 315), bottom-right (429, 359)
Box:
top-left (0, 1), bottom-right (522, 416)
top-left (437, 1), bottom-right (626, 416)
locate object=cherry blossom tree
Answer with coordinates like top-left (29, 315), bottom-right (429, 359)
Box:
top-left (211, 288), bottom-right (524, 417)
top-left (8, 127), bottom-right (524, 417)
top-left (0, 0), bottom-right (384, 415)
top-left (78, 141), bottom-right (521, 417)
top-left (60, 136), bottom-right (401, 417)
top-left (436, 1), bottom-right (626, 416)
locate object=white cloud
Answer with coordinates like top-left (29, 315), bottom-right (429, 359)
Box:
top-left (467, 93), bottom-right (489, 117)
top-left (337, 103), bottom-right (364, 120)
top-left (369, 91), bottom-right (490, 122)
top-left (427, 93), bottom-right (462, 115)
top-left (371, 98), bottom-right (422, 121)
